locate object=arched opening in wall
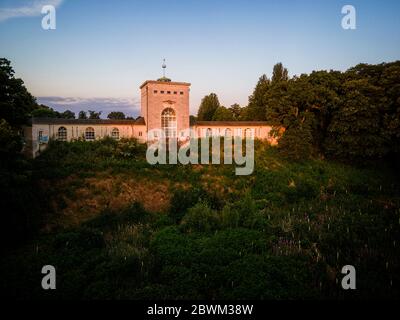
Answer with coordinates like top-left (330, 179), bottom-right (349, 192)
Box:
top-left (58, 127), bottom-right (67, 141)
top-left (111, 128), bottom-right (120, 140)
top-left (245, 128), bottom-right (253, 138)
top-left (161, 108), bottom-right (177, 138)
top-left (225, 128), bottom-right (232, 138)
top-left (85, 127), bottom-right (95, 141)
top-left (206, 128), bottom-right (212, 137)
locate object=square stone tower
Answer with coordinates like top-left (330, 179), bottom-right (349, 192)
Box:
top-left (140, 79), bottom-right (191, 140)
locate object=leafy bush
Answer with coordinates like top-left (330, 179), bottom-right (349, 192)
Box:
top-left (180, 202), bottom-right (220, 233)
top-left (1, 136), bottom-right (400, 300)
top-left (53, 227), bottom-right (105, 252)
top-left (169, 187), bottom-right (205, 223)
top-left (278, 123), bottom-right (314, 161)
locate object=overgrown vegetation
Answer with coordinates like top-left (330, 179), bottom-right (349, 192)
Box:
top-left (1, 139), bottom-right (399, 299)
top-left (1, 58), bottom-right (399, 299)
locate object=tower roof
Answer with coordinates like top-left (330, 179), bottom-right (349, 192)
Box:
top-left (157, 76), bottom-right (171, 82)
top-left (139, 80), bottom-right (191, 89)
top-left (158, 58), bottom-right (171, 82)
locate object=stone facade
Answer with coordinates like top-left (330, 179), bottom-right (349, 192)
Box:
top-left (24, 78), bottom-right (281, 158)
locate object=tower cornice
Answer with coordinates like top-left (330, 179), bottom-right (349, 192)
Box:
top-left (140, 80), bottom-right (191, 89)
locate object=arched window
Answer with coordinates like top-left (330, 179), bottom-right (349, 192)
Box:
top-left (206, 128), bottom-right (212, 137)
top-left (85, 127), bottom-right (95, 141)
top-left (245, 128), bottom-right (253, 138)
top-left (111, 128), bottom-right (120, 140)
top-left (161, 108), bottom-right (177, 138)
top-left (225, 128), bottom-right (232, 138)
top-left (58, 127), bottom-right (67, 141)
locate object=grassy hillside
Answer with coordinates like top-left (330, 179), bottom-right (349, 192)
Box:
top-left (1, 138), bottom-right (399, 299)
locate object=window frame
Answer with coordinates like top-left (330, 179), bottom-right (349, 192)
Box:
top-left (161, 107), bottom-right (177, 138)
top-left (111, 128), bottom-right (120, 140)
top-left (58, 126), bottom-right (68, 141)
top-left (85, 127), bottom-right (95, 141)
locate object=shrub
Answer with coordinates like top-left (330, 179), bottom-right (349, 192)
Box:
top-left (169, 187), bottom-right (205, 223)
top-left (180, 202), bottom-right (220, 233)
top-left (150, 226), bottom-right (196, 266)
top-left (53, 227), bottom-right (105, 252)
top-left (0, 119), bottom-right (22, 157)
top-left (278, 123), bottom-right (314, 161)
top-left (220, 205), bottom-right (240, 229)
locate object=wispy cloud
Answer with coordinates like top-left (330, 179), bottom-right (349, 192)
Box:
top-left (37, 96), bottom-right (141, 118)
top-left (0, 0), bottom-right (63, 22)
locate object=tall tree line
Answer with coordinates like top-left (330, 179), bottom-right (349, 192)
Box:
top-left (261, 61), bottom-right (400, 163)
top-left (197, 61), bottom-right (400, 163)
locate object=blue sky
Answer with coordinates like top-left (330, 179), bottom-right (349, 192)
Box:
top-left (1, 0), bottom-right (400, 117)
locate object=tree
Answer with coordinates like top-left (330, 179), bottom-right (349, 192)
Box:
top-left (88, 110), bottom-right (102, 119)
top-left (107, 111), bottom-right (126, 120)
top-left (212, 106), bottom-right (234, 121)
top-left (229, 103), bottom-right (242, 120)
top-left (375, 62), bottom-right (400, 159)
top-left (263, 61), bottom-right (400, 162)
top-left (324, 79), bottom-right (388, 161)
top-left (247, 75), bottom-right (270, 120)
top-left (237, 106), bottom-right (252, 121)
top-left (272, 62), bottom-right (289, 83)
top-left (61, 110), bottom-right (76, 119)
top-left (31, 106), bottom-right (75, 119)
top-left (278, 115), bottom-right (315, 161)
top-left (31, 105), bottom-right (60, 118)
top-left (189, 115), bottom-right (197, 126)
top-left (0, 119), bottom-right (22, 156)
top-left (264, 80), bottom-right (290, 126)
top-left (78, 111), bottom-right (88, 119)
top-left (307, 71), bottom-right (342, 149)
top-left (0, 58), bottom-right (37, 126)
top-left (265, 71), bottom-right (317, 160)
top-left (197, 93), bottom-right (220, 121)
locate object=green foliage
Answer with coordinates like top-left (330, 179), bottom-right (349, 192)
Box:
top-left (169, 187), bottom-right (205, 223)
top-left (246, 74), bottom-right (270, 121)
top-left (180, 202), bottom-right (219, 233)
top-left (61, 110), bottom-right (76, 119)
top-left (107, 111), bottom-right (126, 119)
top-left (31, 105), bottom-right (75, 119)
top-left (0, 58), bottom-right (37, 126)
top-left (84, 202), bottom-right (149, 231)
top-left (78, 111), bottom-right (88, 119)
top-left (151, 226), bottom-right (195, 265)
top-left (278, 119), bottom-right (314, 161)
top-left (0, 118), bottom-right (22, 156)
top-left (229, 103), bottom-right (242, 120)
top-left (324, 64), bottom-right (400, 162)
top-left (219, 193), bottom-right (269, 230)
top-left (31, 105), bottom-right (60, 118)
top-left (31, 137), bottom-right (147, 180)
top-left (88, 110), bottom-right (102, 119)
top-left (1, 140), bottom-right (399, 299)
top-left (189, 115), bottom-right (197, 126)
top-left (197, 93), bottom-right (220, 121)
top-left (1, 58), bottom-right (400, 300)
top-left (212, 106), bottom-right (234, 121)
top-left (53, 227), bottom-right (105, 252)
top-left (272, 62), bottom-right (289, 83)
top-left (245, 61), bottom-right (400, 163)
